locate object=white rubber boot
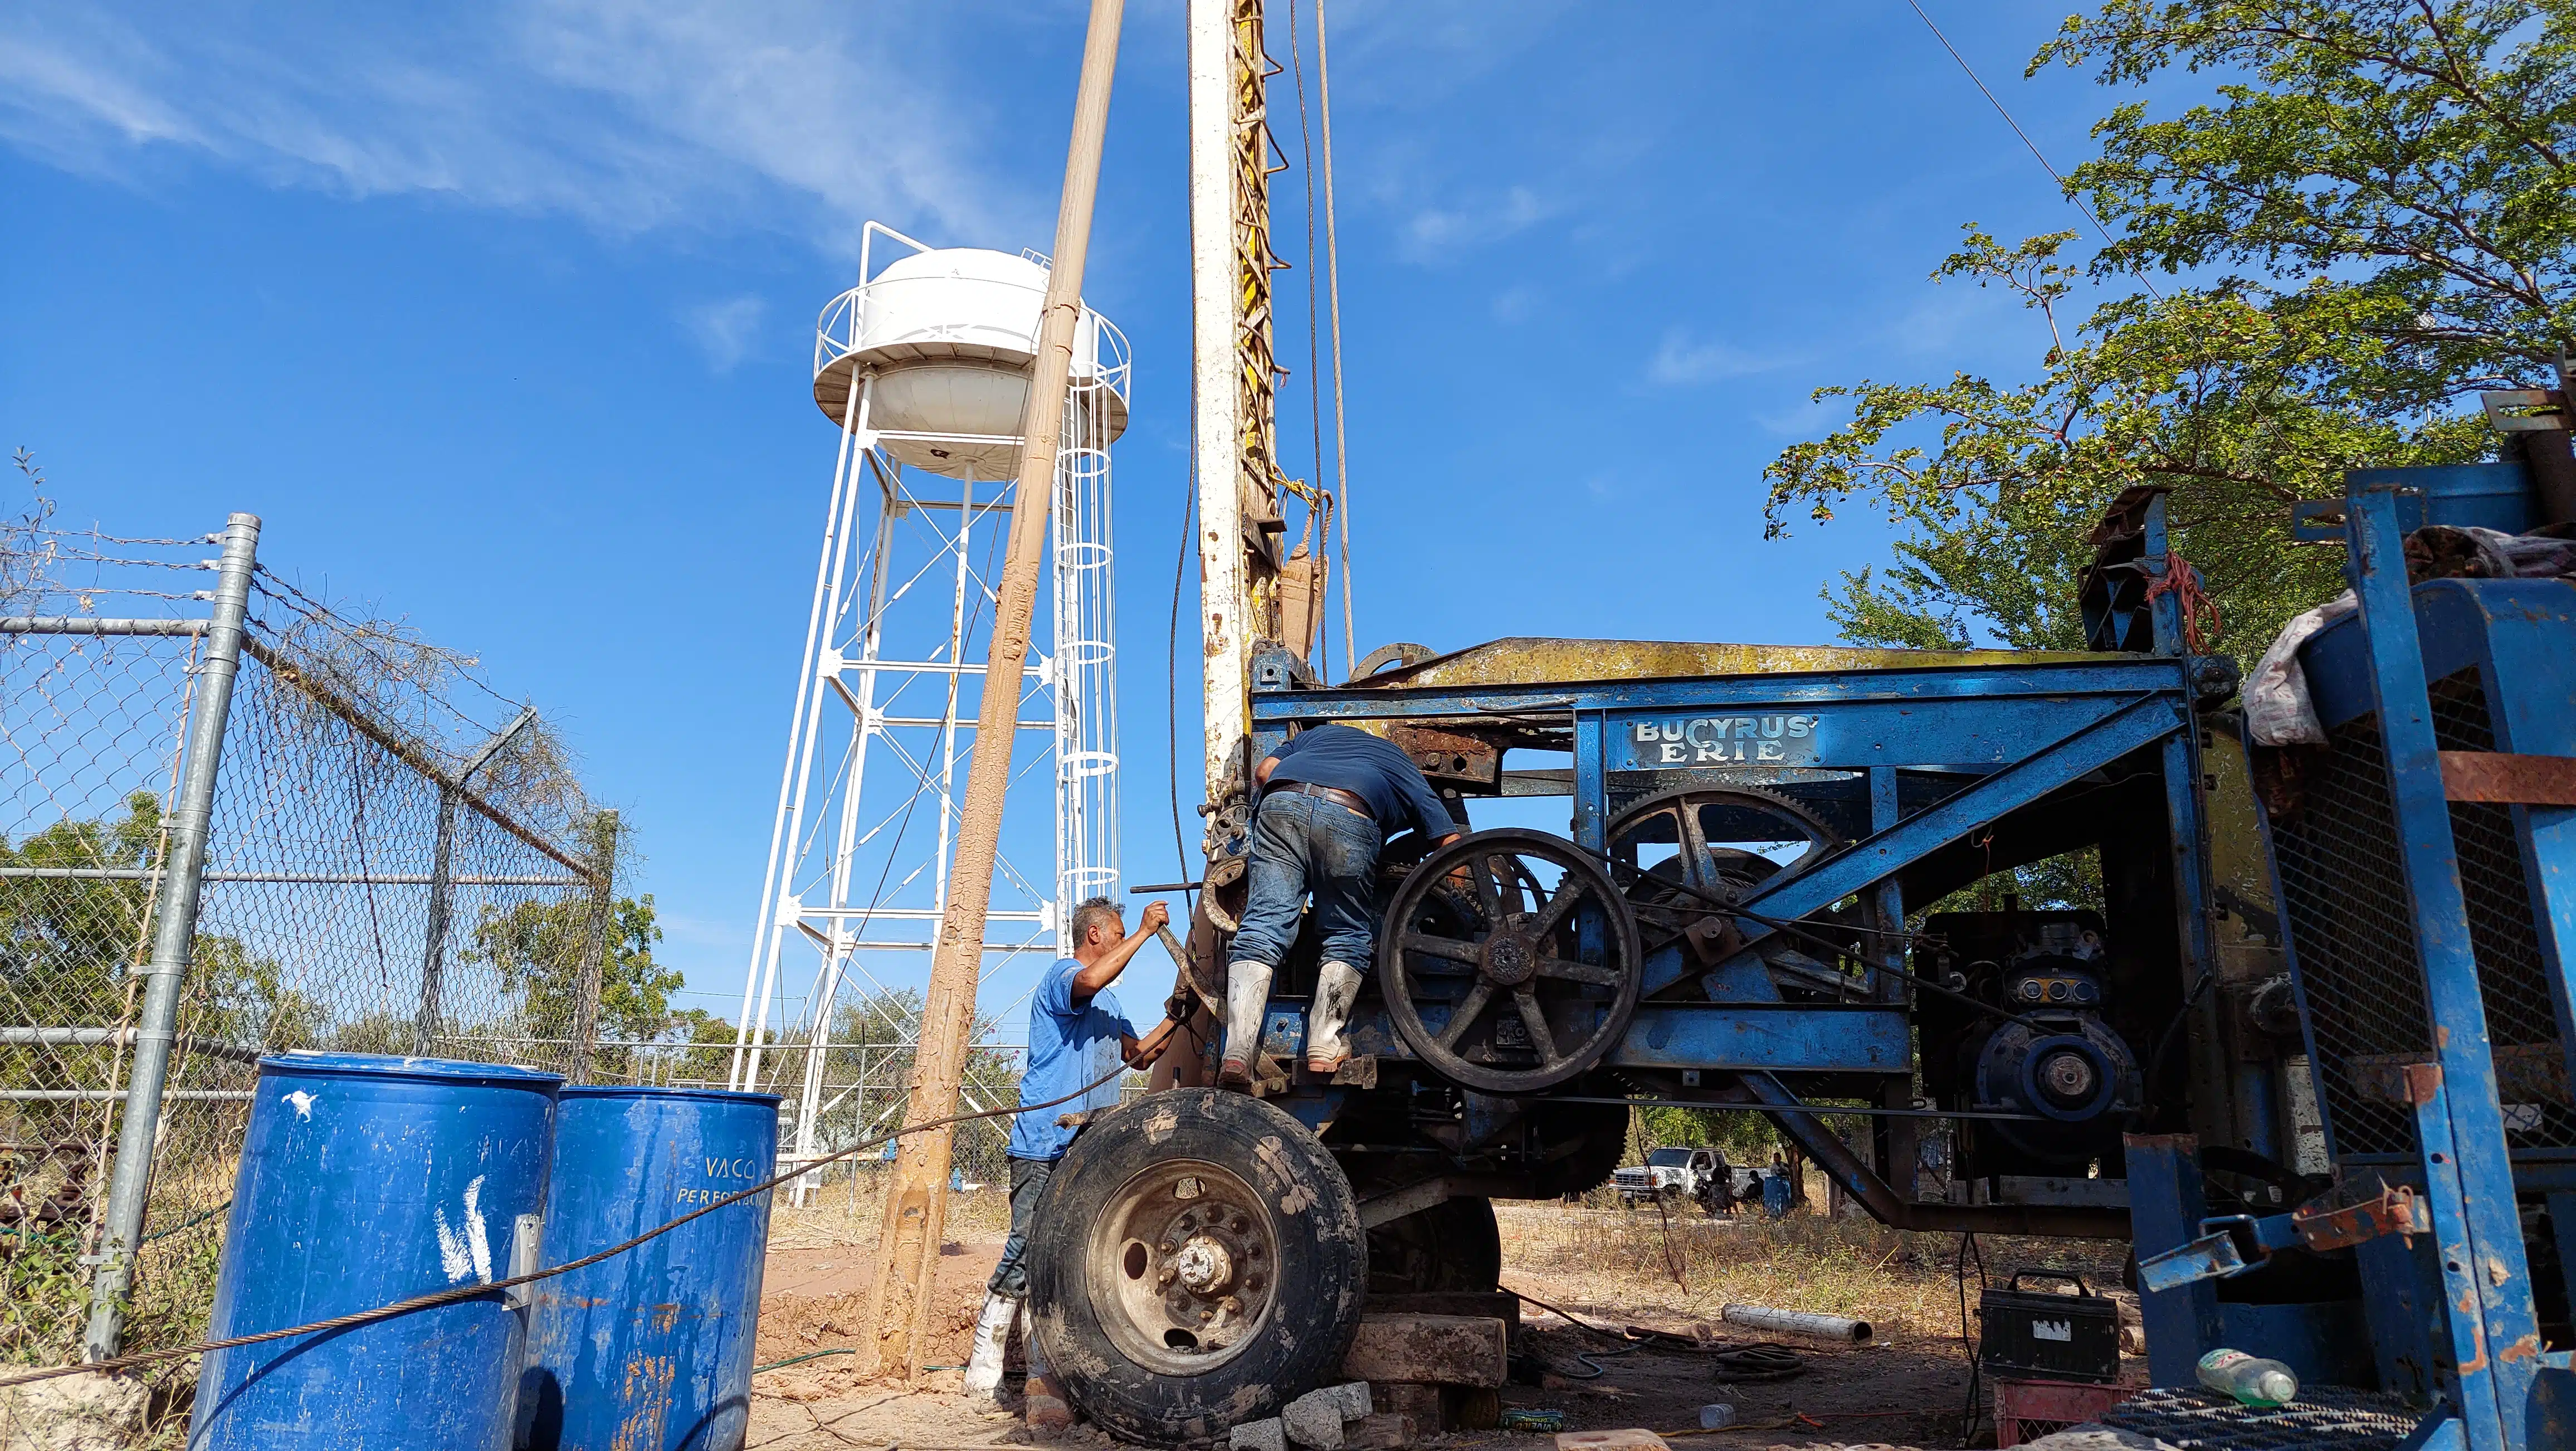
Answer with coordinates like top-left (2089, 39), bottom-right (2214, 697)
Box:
top-left (1306, 960), bottom-right (1363, 1074)
top-left (962, 1292), bottom-right (1017, 1408)
top-left (1219, 961), bottom-right (1274, 1084)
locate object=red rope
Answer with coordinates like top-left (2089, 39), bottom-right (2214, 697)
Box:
top-left (2141, 549), bottom-right (2222, 655)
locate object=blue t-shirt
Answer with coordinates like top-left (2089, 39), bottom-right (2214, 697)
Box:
top-left (1007, 956), bottom-right (1137, 1162)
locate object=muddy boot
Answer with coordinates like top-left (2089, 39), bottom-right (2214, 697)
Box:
top-left (1218, 961), bottom-right (1274, 1085)
top-left (1023, 1321), bottom-right (1071, 1440)
top-left (962, 1292), bottom-right (1016, 1409)
top-left (1305, 960), bottom-right (1363, 1074)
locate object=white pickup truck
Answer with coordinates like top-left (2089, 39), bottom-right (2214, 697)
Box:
top-left (1612, 1146), bottom-right (1744, 1214)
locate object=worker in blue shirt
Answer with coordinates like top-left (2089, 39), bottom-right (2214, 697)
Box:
top-left (1222, 723), bottom-right (1463, 1083)
top-left (965, 895), bottom-right (1177, 1412)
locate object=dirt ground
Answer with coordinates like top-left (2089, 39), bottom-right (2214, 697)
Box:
top-left (740, 1189), bottom-right (2149, 1451)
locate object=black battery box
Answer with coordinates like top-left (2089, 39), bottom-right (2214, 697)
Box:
top-left (1978, 1270), bottom-right (2120, 1384)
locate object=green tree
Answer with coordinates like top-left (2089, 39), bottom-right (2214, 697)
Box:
top-left (667, 1008), bottom-right (745, 1084)
top-left (464, 888), bottom-right (677, 1075)
top-left (1766, 1), bottom-right (2572, 666)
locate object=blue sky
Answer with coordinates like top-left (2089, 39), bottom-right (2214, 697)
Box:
top-left (1, 1), bottom-right (2169, 1028)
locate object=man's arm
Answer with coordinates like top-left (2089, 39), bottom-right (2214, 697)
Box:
top-left (1121, 1017), bottom-right (1182, 1069)
top-left (1071, 899), bottom-right (1172, 998)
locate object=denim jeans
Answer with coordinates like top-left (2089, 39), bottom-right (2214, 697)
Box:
top-left (1228, 790), bottom-right (1383, 971)
top-left (987, 1155), bottom-right (1055, 1299)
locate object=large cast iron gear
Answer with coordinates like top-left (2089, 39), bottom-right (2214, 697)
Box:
top-left (1377, 829), bottom-right (1643, 1095)
top-left (1603, 785), bottom-right (1843, 953)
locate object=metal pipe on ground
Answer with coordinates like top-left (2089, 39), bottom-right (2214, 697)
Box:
top-left (1720, 1304), bottom-right (1873, 1343)
top-left (862, 0), bottom-right (1126, 1383)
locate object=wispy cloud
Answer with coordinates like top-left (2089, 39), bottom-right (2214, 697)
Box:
top-left (684, 295), bottom-right (769, 372)
top-left (1756, 394), bottom-right (1844, 437)
top-left (0, 1), bottom-right (1026, 250)
top-left (1490, 284), bottom-right (1541, 323)
top-left (1646, 328), bottom-right (1798, 386)
top-left (1402, 184), bottom-right (1558, 258)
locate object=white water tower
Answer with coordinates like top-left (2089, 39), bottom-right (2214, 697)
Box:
top-left (735, 222), bottom-right (1130, 1196)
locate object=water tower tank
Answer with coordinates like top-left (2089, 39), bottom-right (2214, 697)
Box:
top-left (814, 247), bottom-right (1129, 480)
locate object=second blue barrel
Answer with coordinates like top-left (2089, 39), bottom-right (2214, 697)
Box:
top-left (518, 1086), bottom-right (780, 1451)
top-left (190, 1052), bottom-right (561, 1451)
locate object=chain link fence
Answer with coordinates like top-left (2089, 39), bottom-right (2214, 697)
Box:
top-left (0, 504), bottom-right (618, 1383)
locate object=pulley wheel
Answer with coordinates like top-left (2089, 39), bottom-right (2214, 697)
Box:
top-left (1604, 786), bottom-right (1841, 950)
top-left (1377, 829), bottom-right (1642, 1094)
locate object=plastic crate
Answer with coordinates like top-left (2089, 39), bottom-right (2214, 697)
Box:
top-left (1994, 1377), bottom-right (2139, 1448)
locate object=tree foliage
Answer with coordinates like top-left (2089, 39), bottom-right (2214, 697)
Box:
top-left (1767, 1), bottom-right (2574, 666)
top-left (465, 884), bottom-right (677, 1075)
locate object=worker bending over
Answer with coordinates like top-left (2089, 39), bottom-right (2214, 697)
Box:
top-left (1223, 724), bottom-right (1463, 1081)
top-left (966, 897), bottom-right (1178, 1416)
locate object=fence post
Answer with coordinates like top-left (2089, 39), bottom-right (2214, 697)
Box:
top-left (413, 707), bottom-right (535, 1058)
top-left (84, 513), bottom-right (260, 1362)
top-left (413, 788), bottom-right (459, 1055)
top-left (567, 809), bottom-right (618, 1086)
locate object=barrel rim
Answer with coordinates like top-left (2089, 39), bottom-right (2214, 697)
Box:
top-left (256, 1050), bottom-right (565, 1085)
top-left (555, 1084), bottom-right (785, 1106)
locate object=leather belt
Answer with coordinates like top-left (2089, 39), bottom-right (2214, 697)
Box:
top-left (1268, 781), bottom-right (1372, 820)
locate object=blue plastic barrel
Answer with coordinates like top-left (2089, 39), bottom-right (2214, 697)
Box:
top-left (190, 1052), bottom-right (561, 1451)
top-left (1761, 1168), bottom-right (1793, 1219)
top-left (518, 1086), bottom-right (780, 1451)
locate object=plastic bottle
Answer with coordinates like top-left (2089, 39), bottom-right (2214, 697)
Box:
top-left (1698, 1404), bottom-right (1737, 1430)
top-left (2196, 1348), bottom-right (2298, 1408)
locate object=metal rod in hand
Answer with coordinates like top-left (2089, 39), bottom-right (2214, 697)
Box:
top-left (85, 513), bottom-right (260, 1362)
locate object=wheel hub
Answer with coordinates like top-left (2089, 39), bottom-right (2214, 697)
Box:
top-left (1094, 1161), bottom-right (1277, 1374)
top-left (1482, 928), bottom-right (1536, 986)
top-left (1173, 1234), bottom-right (1235, 1295)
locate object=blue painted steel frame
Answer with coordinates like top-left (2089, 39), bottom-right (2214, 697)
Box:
top-left (1247, 651), bottom-right (2211, 1086)
top-left (2335, 482), bottom-right (2545, 1448)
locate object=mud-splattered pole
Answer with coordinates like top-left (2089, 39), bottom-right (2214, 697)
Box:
top-left (861, 0), bottom-right (1128, 1381)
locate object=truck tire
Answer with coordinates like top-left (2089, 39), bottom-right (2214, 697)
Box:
top-left (1027, 1090), bottom-right (1367, 1443)
top-left (1368, 1196), bottom-right (1501, 1294)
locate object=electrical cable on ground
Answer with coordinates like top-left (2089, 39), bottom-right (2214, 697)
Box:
top-left (1953, 1230), bottom-right (1989, 1446)
top-left (0, 998), bottom-right (1194, 1392)
top-left (1706, 1343), bottom-right (1807, 1382)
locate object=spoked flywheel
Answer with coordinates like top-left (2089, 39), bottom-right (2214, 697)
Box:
top-left (1377, 829), bottom-right (1642, 1094)
top-left (1604, 785), bottom-right (1841, 952)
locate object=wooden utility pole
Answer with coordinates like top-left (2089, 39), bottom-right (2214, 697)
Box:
top-left (861, 0), bottom-right (1127, 1380)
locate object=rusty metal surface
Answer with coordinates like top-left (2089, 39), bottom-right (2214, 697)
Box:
top-left (2439, 749), bottom-right (2576, 805)
top-left (2292, 1183), bottom-right (2424, 1253)
top-left (1354, 636), bottom-right (2128, 690)
top-left (1384, 722), bottom-right (1504, 788)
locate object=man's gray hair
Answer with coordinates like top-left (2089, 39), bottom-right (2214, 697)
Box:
top-left (1070, 895), bottom-right (1124, 946)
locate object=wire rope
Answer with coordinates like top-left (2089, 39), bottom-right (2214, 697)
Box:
top-left (1311, 0), bottom-right (1356, 678)
top-left (1901, 0), bottom-right (2162, 299)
